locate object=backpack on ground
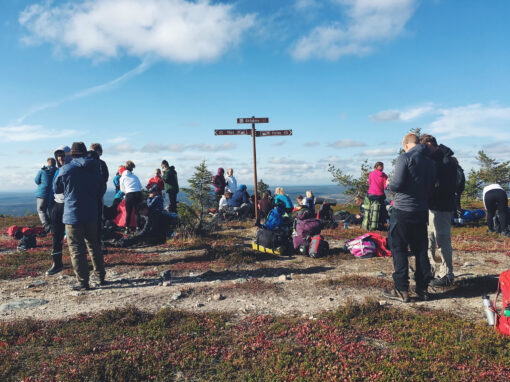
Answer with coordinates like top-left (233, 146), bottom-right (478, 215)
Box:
top-left (344, 233), bottom-right (377, 258)
top-left (7, 225), bottom-right (21, 238)
top-left (17, 234), bottom-right (36, 251)
top-left (494, 270), bottom-right (510, 336)
top-left (308, 235), bottom-right (329, 258)
top-left (362, 197), bottom-right (383, 231)
top-left (252, 227), bottom-right (290, 256)
top-left (317, 203), bottom-right (338, 229)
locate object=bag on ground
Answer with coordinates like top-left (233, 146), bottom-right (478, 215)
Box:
top-left (252, 227), bottom-right (290, 256)
top-left (308, 235), bottom-right (329, 258)
top-left (344, 233), bottom-right (377, 258)
top-left (494, 269), bottom-right (510, 336)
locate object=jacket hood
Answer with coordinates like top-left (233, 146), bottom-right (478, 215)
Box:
top-left (217, 168), bottom-right (224, 175)
top-left (238, 184), bottom-right (247, 191)
top-left (411, 144), bottom-right (428, 155)
top-left (438, 144), bottom-right (454, 157)
top-left (72, 156), bottom-right (98, 172)
top-left (54, 145), bottom-right (71, 167)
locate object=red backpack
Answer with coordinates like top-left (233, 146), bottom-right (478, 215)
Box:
top-left (494, 270), bottom-right (510, 336)
top-left (7, 225), bottom-right (21, 237)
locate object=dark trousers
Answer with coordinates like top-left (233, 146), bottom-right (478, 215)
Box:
top-left (484, 189), bottom-right (508, 232)
top-left (125, 191), bottom-right (143, 228)
top-left (368, 194), bottom-right (386, 203)
top-left (389, 208), bottom-right (431, 291)
top-left (167, 191), bottom-right (178, 213)
top-left (454, 192), bottom-right (463, 219)
top-left (51, 202), bottom-right (65, 255)
top-left (97, 199), bottom-right (104, 244)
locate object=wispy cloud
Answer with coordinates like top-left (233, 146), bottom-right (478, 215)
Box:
top-left (292, 0), bottom-right (418, 60)
top-left (136, 142), bottom-right (237, 154)
top-left (304, 141), bottom-right (320, 147)
top-left (16, 60), bottom-right (150, 123)
top-left (370, 104), bottom-right (434, 122)
top-left (0, 125), bottom-right (77, 142)
top-left (328, 139), bottom-right (366, 149)
top-left (360, 148), bottom-right (396, 157)
top-left (19, 0), bottom-right (255, 63)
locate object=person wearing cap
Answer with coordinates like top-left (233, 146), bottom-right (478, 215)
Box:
top-left (147, 185), bottom-right (164, 212)
top-left (35, 157), bottom-right (57, 232)
top-left (54, 142), bottom-right (106, 290)
top-left (161, 160), bottom-right (179, 213)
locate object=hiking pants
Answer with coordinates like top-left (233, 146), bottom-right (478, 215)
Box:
top-left (125, 191), bottom-right (143, 228)
top-left (389, 208), bottom-right (431, 291)
top-left (66, 223), bottom-right (105, 285)
top-left (51, 202), bottom-right (65, 256)
top-left (454, 192), bottom-right (463, 219)
top-left (36, 197), bottom-right (50, 229)
top-left (427, 210), bottom-right (453, 279)
top-left (167, 191), bottom-right (178, 213)
top-left (484, 189), bottom-right (508, 232)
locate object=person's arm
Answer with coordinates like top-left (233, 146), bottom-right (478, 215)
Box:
top-left (387, 156), bottom-right (407, 192)
top-left (383, 172), bottom-right (389, 189)
top-left (35, 170), bottom-right (42, 185)
top-left (119, 175), bottom-right (126, 193)
top-left (54, 172), bottom-right (64, 194)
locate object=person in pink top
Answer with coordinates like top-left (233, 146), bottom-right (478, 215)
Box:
top-left (367, 162), bottom-right (388, 203)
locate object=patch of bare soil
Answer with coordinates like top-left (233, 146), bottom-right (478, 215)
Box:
top-left (0, 226), bottom-right (508, 323)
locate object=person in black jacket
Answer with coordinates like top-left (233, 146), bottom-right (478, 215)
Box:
top-left (90, 143), bottom-right (109, 251)
top-left (119, 203), bottom-right (173, 246)
top-left (420, 134), bottom-right (458, 287)
top-left (383, 133), bottom-right (436, 302)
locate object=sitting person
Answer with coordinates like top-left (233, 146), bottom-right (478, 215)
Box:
top-left (274, 187), bottom-right (293, 213)
top-left (293, 195), bottom-right (304, 212)
top-left (346, 195), bottom-right (365, 225)
top-left (218, 191), bottom-right (232, 211)
top-left (229, 184), bottom-right (250, 208)
top-left (368, 162), bottom-right (388, 202)
top-left (304, 190), bottom-right (315, 212)
top-left (259, 190), bottom-right (273, 218)
top-left (147, 186), bottom-right (164, 211)
top-left (118, 203), bottom-right (173, 246)
top-left (260, 202), bottom-right (285, 231)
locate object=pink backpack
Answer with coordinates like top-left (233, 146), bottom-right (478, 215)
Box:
top-left (344, 233), bottom-right (377, 258)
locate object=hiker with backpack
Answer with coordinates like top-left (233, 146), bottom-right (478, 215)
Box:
top-left (274, 187), bottom-right (294, 213)
top-left (383, 133), bottom-right (436, 303)
top-left (368, 162), bottom-right (388, 203)
top-left (483, 183), bottom-right (509, 237)
top-left (54, 142), bottom-right (106, 291)
top-left (212, 168), bottom-right (226, 204)
top-left (258, 190), bottom-right (273, 218)
top-left (162, 161), bottom-right (179, 213)
top-left (420, 134), bottom-right (458, 287)
top-left (35, 157), bottom-right (57, 232)
top-left (120, 160), bottom-right (143, 233)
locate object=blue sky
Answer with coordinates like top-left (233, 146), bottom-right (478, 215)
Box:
top-left (1, 0), bottom-right (509, 191)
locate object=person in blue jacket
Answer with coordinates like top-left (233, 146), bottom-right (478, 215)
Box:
top-left (263, 203), bottom-right (285, 230)
top-left (35, 158), bottom-right (57, 232)
top-left (229, 184), bottom-right (250, 208)
top-left (274, 187), bottom-right (294, 213)
top-left (54, 142), bottom-right (106, 291)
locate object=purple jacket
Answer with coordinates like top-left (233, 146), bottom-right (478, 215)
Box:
top-left (212, 168), bottom-right (226, 194)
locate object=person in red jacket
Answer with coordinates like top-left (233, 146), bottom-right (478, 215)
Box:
top-left (146, 168), bottom-right (165, 196)
top-left (367, 162), bottom-right (388, 203)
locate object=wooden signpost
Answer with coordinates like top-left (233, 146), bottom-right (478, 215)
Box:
top-left (215, 116), bottom-right (293, 219)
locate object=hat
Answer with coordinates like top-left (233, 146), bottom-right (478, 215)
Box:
top-left (149, 185), bottom-right (158, 194)
top-left (70, 142), bottom-right (87, 156)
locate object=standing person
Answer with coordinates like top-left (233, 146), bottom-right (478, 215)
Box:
top-left (225, 168), bottom-right (237, 193)
top-left (483, 184), bottom-right (509, 236)
top-left (383, 133), bottom-right (436, 302)
top-left (368, 162), bottom-right (388, 202)
top-left (35, 158), bottom-right (57, 232)
top-left (120, 160), bottom-right (143, 232)
top-left (89, 143), bottom-right (109, 250)
top-left (212, 168), bottom-right (226, 204)
top-left (161, 160), bottom-right (179, 213)
top-left (54, 142), bottom-right (105, 290)
top-left (146, 169), bottom-right (165, 196)
top-left (46, 147), bottom-right (69, 275)
top-left (420, 134), bottom-right (458, 287)
top-left (452, 158), bottom-right (465, 225)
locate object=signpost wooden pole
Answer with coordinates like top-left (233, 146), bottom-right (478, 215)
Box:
top-left (215, 117), bottom-right (292, 220)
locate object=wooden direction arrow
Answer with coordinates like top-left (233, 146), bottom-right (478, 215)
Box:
top-left (255, 130), bottom-right (292, 137)
top-left (214, 129), bottom-right (251, 136)
top-left (237, 117), bottom-right (269, 124)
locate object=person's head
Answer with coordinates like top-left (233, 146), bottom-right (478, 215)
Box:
top-left (278, 187), bottom-right (285, 196)
top-left (374, 161), bottom-right (384, 171)
top-left (55, 150), bottom-right (66, 167)
top-left (402, 133), bottom-right (419, 153)
top-left (225, 190), bottom-right (232, 199)
top-left (262, 190), bottom-right (270, 200)
top-left (354, 195), bottom-right (363, 206)
top-left (419, 134), bottom-right (439, 153)
top-left (90, 143), bottom-right (103, 156)
top-left (239, 184), bottom-right (247, 192)
top-left (47, 158), bottom-right (56, 167)
top-left (137, 202), bottom-right (149, 216)
top-left (227, 168), bottom-right (233, 176)
top-left (296, 195), bottom-right (303, 204)
top-left (218, 167), bottom-right (224, 175)
top-left (70, 142), bottom-right (87, 158)
top-left (161, 160), bottom-right (169, 170)
top-left (305, 190), bottom-right (314, 198)
top-left (119, 166), bottom-right (126, 176)
top-left (125, 160), bottom-right (135, 172)
top-left (155, 168), bottom-right (161, 177)
top-left (148, 185), bottom-right (158, 197)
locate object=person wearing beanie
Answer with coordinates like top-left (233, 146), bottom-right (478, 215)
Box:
top-left (35, 157), bottom-right (57, 232)
top-left (54, 142), bottom-right (106, 290)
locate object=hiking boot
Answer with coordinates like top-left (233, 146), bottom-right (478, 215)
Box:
top-left (487, 228), bottom-right (496, 233)
top-left (70, 282), bottom-right (90, 291)
top-left (46, 252), bottom-right (63, 276)
top-left (382, 288), bottom-right (410, 303)
top-left (501, 230), bottom-right (510, 238)
top-left (430, 275), bottom-right (454, 287)
top-left (414, 287), bottom-right (432, 301)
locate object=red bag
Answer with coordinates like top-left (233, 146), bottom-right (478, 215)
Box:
top-left (113, 199), bottom-right (137, 228)
top-left (7, 225), bottom-right (21, 237)
top-left (309, 235), bottom-right (329, 258)
top-left (494, 270), bottom-right (510, 336)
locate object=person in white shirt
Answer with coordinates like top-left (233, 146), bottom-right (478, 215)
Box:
top-left (120, 160), bottom-right (143, 231)
top-left (218, 191), bottom-right (232, 211)
top-left (225, 168), bottom-right (237, 193)
top-left (482, 183), bottom-right (509, 236)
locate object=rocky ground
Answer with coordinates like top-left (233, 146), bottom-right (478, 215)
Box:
top-left (1, 221), bottom-right (509, 323)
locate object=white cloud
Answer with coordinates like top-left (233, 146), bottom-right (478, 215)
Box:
top-left (370, 104), bottom-right (434, 122)
top-left (429, 104), bottom-right (510, 140)
top-left (304, 141), bottom-right (320, 147)
top-left (19, 0), bottom-right (255, 63)
top-left (0, 125), bottom-right (77, 142)
top-left (292, 0), bottom-right (417, 60)
top-left (295, 0), bottom-right (319, 10)
top-left (328, 139), bottom-right (366, 149)
top-left (137, 142), bottom-right (237, 153)
top-left (360, 148), bottom-right (396, 157)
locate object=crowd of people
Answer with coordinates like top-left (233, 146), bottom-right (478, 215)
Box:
top-left (32, 134), bottom-right (508, 296)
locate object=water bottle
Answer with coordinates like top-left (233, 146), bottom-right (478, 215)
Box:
top-left (343, 222), bottom-right (348, 229)
top-left (482, 296), bottom-right (496, 326)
